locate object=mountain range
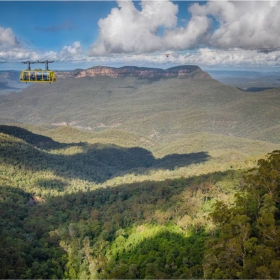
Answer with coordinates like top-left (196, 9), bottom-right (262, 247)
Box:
top-left (74, 65), bottom-right (210, 79)
top-left (0, 65), bottom-right (280, 145)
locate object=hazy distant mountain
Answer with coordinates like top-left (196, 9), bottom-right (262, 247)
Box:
top-left (0, 65), bottom-right (280, 144)
top-left (208, 70), bottom-right (280, 90)
top-left (0, 70), bottom-right (29, 94)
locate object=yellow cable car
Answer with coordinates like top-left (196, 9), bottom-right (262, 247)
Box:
top-left (20, 60), bottom-right (56, 83)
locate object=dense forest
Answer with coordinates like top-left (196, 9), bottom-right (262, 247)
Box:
top-left (1, 124), bottom-right (280, 278)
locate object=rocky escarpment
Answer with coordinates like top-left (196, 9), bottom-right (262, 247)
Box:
top-left (74, 65), bottom-right (211, 79)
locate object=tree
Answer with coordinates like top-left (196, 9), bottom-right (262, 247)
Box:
top-left (205, 151), bottom-right (280, 279)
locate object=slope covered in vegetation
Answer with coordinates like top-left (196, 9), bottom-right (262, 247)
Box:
top-left (1, 73), bottom-right (280, 144)
top-left (0, 125), bottom-right (280, 278)
top-left (205, 151), bottom-right (280, 279)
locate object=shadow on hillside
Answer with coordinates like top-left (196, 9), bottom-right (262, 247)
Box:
top-left (155, 152), bottom-right (208, 169)
top-left (0, 125), bottom-right (210, 184)
top-left (237, 87), bottom-right (275, 92)
top-left (0, 125), bottom-right (85, 150)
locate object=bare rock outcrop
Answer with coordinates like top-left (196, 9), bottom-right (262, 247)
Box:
top-left (27, 195), bottom-right (45, 206)
top-left (74, 65), bottom-right (211, 79)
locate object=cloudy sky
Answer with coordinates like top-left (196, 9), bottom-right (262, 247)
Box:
top-left (1, 0), bottom-right (280, 71)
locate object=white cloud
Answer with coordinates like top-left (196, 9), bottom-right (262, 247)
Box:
top-left (89, 0), bottom-right (178, 55)
top-left (0, 26), bottom-right (39, 62)
top-left (190, 1), bottom-right (280, 50)
top-left (90, 48), bottom-right (280, 68)
top-left (58, 41), bottom-right (84, 60)
top-left (162, 14), bottom-right (211, 50)
top-left (0, 41), bottom-right (86, 62)
top-left (39, 41), bottom-right (89, 62)
top-left (0, 26), bottom-right (19, 46)
top-left (176, 49), bottom-right (280, 67)
top-left (90, 0), bottom-right (280, 55)
top-left (0, 48), bottom-right (39, 62)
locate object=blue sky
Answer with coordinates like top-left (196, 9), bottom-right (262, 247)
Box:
top-left (0, 1), bottom-right (117, 51)
top-left (0, 1), bottom-right (280, 71)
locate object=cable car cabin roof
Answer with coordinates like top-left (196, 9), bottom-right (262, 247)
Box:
top-left (20, 70), bottom-right (56, 83)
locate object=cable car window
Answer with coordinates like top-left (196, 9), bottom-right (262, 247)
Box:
top-left (24, 72), bottom-right (29, 80)
top-left (30, 72), bottom-right (35, 81)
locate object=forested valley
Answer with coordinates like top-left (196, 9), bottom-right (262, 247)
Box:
top-left (1, 69), bottom-right (280, 279)
top-left (1, 124), bottom-right (280, 279)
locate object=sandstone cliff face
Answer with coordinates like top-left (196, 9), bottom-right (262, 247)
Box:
top-left (74, 65), bottom-right (211, 79)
